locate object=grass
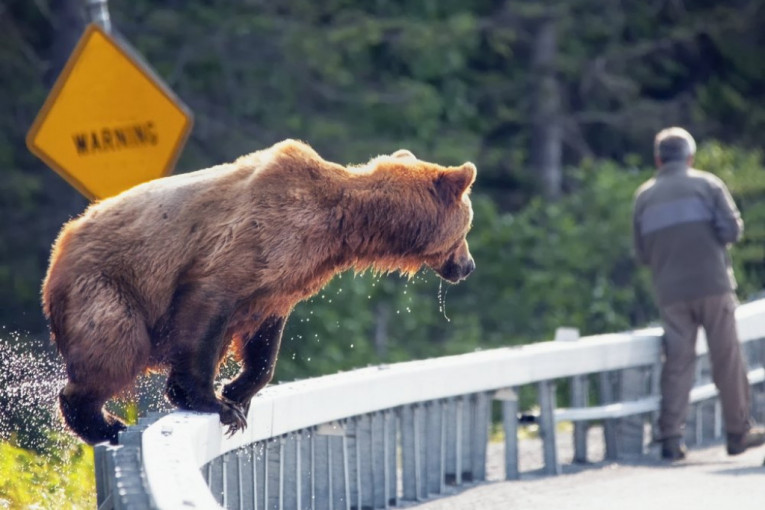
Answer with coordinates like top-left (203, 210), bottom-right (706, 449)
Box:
top-left (0, 438), bottom-right (95, 509)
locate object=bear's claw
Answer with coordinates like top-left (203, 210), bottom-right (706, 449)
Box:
top-left (218, 397), bottom-right (248, 437)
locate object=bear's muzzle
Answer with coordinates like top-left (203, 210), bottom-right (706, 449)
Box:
top-left (435, 253), bottom-right (475, 283)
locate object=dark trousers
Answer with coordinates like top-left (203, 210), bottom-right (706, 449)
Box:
top-left (658, 292), bottom-right (751, 439)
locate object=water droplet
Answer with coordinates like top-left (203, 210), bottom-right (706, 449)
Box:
top-left (438, 280), bottom-right (451, 322)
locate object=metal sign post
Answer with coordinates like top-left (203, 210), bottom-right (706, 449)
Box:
top-left (86, 0), bottom-right (112, 32)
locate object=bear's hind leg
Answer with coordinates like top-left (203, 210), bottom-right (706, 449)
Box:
top-left (51, 274), bottom-right (151, 444)
top-left (222, 315), bottom-right (286, 415)
top-left (59, 382), bottom-right (126, 445)
top-left (56, 284), bottom-right (151, 445)
top-left (59, 331), bottom-right (150, 444)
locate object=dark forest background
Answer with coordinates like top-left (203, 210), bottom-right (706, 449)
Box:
top-left (2, 0), bottom-right (765, 384)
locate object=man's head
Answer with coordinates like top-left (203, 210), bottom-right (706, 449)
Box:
top-left (654, 127), bottom-right (696, 168)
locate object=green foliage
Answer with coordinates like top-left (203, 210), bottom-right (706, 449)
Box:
top-left (0, 439), bottom-right (95, 509)
top-left (461, 160), bottom-right (656, 342)
top-left (694, 142), bottom-right (765, 298)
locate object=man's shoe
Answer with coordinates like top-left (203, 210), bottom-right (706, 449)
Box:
top-left (661, 436), bottom-right (687, 461)
top-left (727, 424), bottom-right (765, 456)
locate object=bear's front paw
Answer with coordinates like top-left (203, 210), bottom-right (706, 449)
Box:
top-left (218, 397), bottom-right (248, 437)
top-left (221, 385), bottom-right (253, 417)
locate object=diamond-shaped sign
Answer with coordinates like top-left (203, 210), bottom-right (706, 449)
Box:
top-left (26, 24), bottom-right (193, 200)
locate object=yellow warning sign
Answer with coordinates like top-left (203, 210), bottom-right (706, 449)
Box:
top-left (26, 23), bottom-right (193, 200)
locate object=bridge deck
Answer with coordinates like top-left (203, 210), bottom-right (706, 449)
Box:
top-left (409, 428), bottom-right (765, 509)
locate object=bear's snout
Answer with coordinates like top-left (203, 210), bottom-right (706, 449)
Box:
top-left (435, 251), bottom-right (475, 283)
top-left (463, 257), bottom-right (476, 277)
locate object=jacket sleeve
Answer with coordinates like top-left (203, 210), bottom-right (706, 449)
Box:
top-left (632, 198), bottom-right (649, 265)
top-left (712, 180), bottom-right (744, 245)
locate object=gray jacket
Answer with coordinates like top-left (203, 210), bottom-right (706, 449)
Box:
top-left (632, 161), bottom-right (743, 306)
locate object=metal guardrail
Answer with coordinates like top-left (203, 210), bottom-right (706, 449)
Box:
top-left (94, 298), bottom-right (765, 509)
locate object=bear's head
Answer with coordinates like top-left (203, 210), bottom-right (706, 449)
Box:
top-left (372, 150), bottom-right (476, 283)
top-left (423, 162), bottom-right (476, 283)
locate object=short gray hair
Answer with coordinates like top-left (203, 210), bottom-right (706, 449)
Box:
top-left (654, 127), bottom-right (696, 163)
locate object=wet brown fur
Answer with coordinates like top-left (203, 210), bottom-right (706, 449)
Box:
top-left (42, 139), bottom-right (476, 444)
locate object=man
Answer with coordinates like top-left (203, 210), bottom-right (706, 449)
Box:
top-left (632, 127), bottom-right (765, 461)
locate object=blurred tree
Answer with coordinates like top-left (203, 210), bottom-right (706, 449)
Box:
top-left (2, 0), bottom-right (765, 369)
top-left (529, 11), bottom-right (563, 200)
top-left (0, 0), bottom-right (88, 336)
top-left (694, 142), bottom-right (765, 299)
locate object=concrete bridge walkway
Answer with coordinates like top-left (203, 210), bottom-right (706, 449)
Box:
top-left (409, 428), bottom-right (765, 510)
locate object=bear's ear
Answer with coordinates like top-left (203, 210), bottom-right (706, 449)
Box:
top-left (435, 162), bottom-right (476, 202)
top-left (391, 149), bottom-right (416, 159)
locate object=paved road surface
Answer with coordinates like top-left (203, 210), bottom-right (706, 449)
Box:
top-left (406, 428), bottom-right (765, 510)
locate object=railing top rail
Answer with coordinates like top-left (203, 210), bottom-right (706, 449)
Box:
top-left (141, 298), bottom-right (765, 509)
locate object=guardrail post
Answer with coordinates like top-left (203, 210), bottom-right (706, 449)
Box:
top-left (352, 415), bottom-right (375, 510)
top-left (599, 370), bottom-right (619, 459)
top-left (495, 388), bottom-right (519, 480)
top-left (368, 412), bottom-right (386, 509)
top-left (209, 451), bottom-right (225, 506)
top-left (685, 354), bottom-right (706, 446)
top-left (650, 358), bottom-right (662, 441)
top-left (555, 328), bottom-right (588, 463)
top-left (264, 438), bottom-right (282, 510)
top-left (459, 395), bottom-right (473, 482)
top-left (400, 404), bottom-right (418, 500)
top-left (112, 446), bottom-right (151, 510)
top-left (222, 451), bottom-right (232, 509)
top-left (94, 443), bottom-right (112, 507)
top-left (425, 401), bottom-right (445, 495)
top-left (618, 367), bottom-right (647, 456)
top-left (94, 442), bottom-right (120, 509)
top-left (282, 434), bottom-right (300, 510)
top-left (347, 418), bottom-right (359, 510)
top-left (571, 374), bottom-right (589, 463)
top-left (96, 412), bottom-right (162, 510)
top-left (300, 432), bottom-right (313, 510)
top-left (315, 422), bottom-right (349, 510)
top-left (255, 441), bottom-right (268, 510)
top-left (471, 393), bottom-right (490, 482)
top-left (415, 404), bottom-right (428, 500)
top-left (312, 433), bottom-right (329, 510)
top-left (538, 380), bottom-right (561, 475)
top-left (750, 338), bottom-right (765, 424)
top-left (384, 410), bottom-right (397, 507)
top-left (700, 354), bottom-right (717, 444)
top-left (699, 399), bottom-right (716, 445)
top-left (235, 443), bottom-right (255, 510)
top-left (442, 398), bottom-right (458, 485)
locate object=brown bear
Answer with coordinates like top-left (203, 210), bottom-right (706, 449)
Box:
top-left (42, 139), bottom-right (476, 445)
